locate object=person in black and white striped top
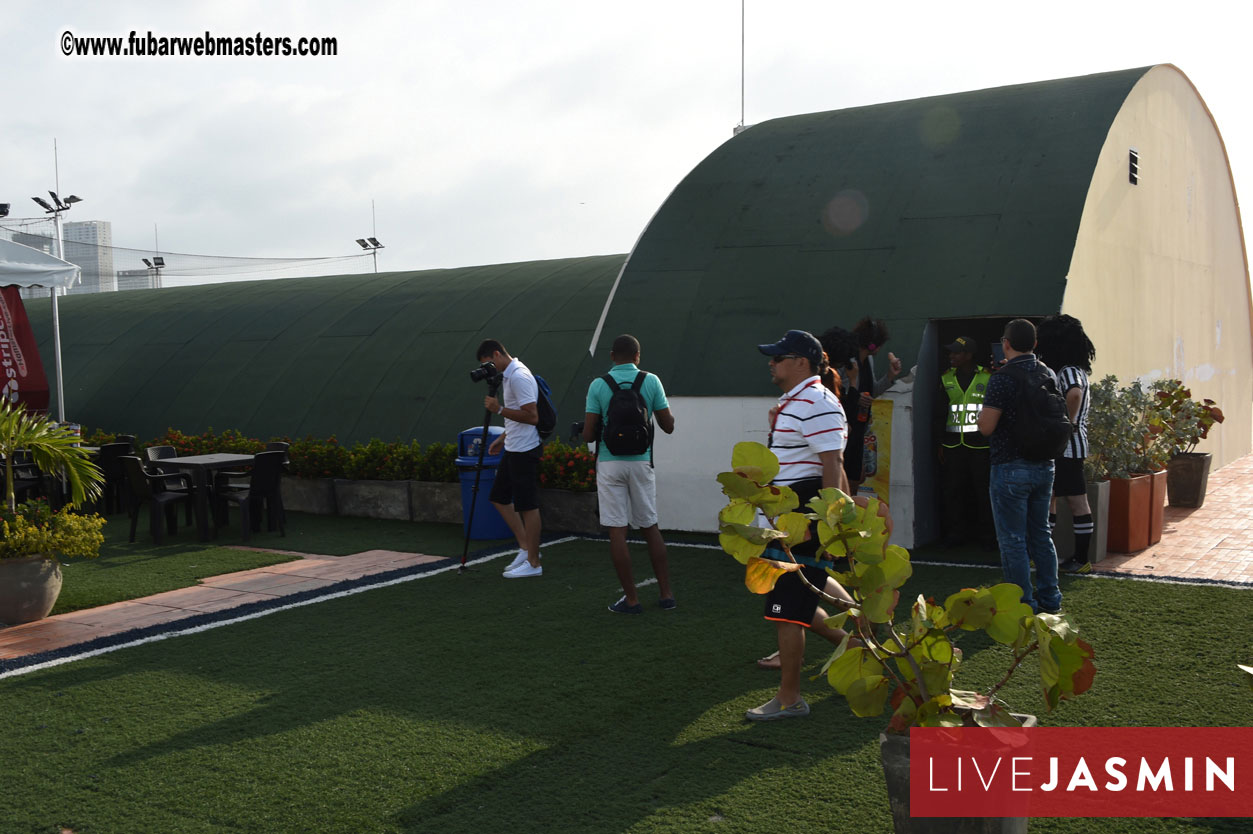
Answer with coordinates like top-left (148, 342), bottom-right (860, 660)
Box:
top-left (745, 329), bottom-right (854, 722)
top-left (1037, 315), bottom-right (1097, 573)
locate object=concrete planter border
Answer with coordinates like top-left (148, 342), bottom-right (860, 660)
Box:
top-left (280, 476), bottom-right (598, 533)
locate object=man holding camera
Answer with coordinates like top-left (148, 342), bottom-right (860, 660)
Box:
top-left (476, 339), bottom-right (544, 578)
top-left (583, 334), bottom-right (676, 614)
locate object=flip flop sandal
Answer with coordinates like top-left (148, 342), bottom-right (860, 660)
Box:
top-left (756, 651), bottom-right (782, 670)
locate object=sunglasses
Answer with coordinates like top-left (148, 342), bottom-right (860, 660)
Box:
top-left (769, 354), bottom-right (802, 363)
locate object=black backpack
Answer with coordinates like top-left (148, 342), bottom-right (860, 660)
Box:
top-left (533, 374), bottom-right (558, 441)
top-left (600, 371), bottom-right (653, 456)
top-left (1000, 360), bottom-right (1072, 461)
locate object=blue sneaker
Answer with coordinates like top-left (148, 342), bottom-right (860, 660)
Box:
top-left (659, 597), bottom-right (677, 611)
top-left (608, 596), bottom-right (643, 614)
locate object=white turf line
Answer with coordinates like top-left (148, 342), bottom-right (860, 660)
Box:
top-left (2, 535), bottom-right (1247, 681)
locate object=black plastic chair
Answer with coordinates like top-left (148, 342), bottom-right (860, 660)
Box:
top-left (120, 456), bottom-right (193, 545)
top-left (215, 441), bottom-right (290, 493)
top-left (95, 442), bottom-right (133, 515)
top-left (216, 451), bottom-right (287, 541)
top-left (144, 445), bottom-right (194, 524)
top-left (8, 451), bottom-right (46, 504)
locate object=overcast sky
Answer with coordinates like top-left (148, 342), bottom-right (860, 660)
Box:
top-left (4, 1), bottom-right (1249, 285)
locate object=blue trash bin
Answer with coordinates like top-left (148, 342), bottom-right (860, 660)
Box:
top-left (456, 426), bottom-right (513, 540)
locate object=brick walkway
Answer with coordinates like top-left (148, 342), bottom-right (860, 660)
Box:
top-left (3, 455), bottom-right (1251, 667)
top-left (0, 549), bottom-right (447, 663)
top-left (1094, 453), bottom-right (1253, 584)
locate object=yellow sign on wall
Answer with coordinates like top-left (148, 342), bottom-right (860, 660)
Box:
top-left (859, 398), bottom-right (892, 506)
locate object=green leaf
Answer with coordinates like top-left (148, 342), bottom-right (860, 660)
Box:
top-left (858, 565), bottom-right (899, 623)
top-left (731, 441), bottom-right (779, 484)
top-left (716, 471), bottom-right (764, 500)
top-left (948, 689), bottom-right (989, 710)
top-left (718, 526), bottom-right (769, 564)
top-left (811, 633), bottom-right (852, 680)
top-left (945, 588), bottom-right (995, 631)
top-left (827, 647), bottom-right (884, 695)
top-left (986, 584), bottom-right (1034, 645)
top-left (823, 611), bottom-right (851, 632)
top-left (718, 500), bottom-right (756, 526)
top-left (878, 545), bottom-right (913, 589)
top-left (846, 675), bottom-right (892, 717)
top-left (776, 512), bottom-right (811, 547)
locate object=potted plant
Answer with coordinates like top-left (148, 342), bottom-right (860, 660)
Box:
top-left (1085, 377), bottom-right (1170, 552)
top-left (1147, 380), bottom-right (1224, 508)
top-left (718, 442), bottom-right (1095, 833)
top-left (0, 401), bottom-right (106, 625)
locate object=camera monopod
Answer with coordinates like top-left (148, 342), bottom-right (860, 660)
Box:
top-left (460, 379), bottom-right (500, 572)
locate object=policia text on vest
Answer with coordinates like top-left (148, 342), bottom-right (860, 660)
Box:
top-left (942, 366), bottom-right (991, 449)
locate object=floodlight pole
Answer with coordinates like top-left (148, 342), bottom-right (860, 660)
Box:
top-left (50, 204), bottom-right (68, 423)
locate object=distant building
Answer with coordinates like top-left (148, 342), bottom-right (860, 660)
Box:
top-left (61, 221), bottom-right (116, 295)
top-left (116, 268), bottom-right (159, 292)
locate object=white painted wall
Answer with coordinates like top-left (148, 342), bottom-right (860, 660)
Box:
top-left (652, 390), bottom-right (920, 547)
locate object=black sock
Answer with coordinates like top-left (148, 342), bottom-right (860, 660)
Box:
top-left (1073, 514), bottom-right (1093, 563)
top-left (1048, 512), bottom-right (1057, 533)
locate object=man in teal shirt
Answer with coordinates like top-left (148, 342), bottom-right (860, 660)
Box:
top-left (583, 334), bottom-right (676, 614)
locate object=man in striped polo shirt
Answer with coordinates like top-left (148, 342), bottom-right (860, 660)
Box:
top-left (746, 329), bottom-right (854, 721)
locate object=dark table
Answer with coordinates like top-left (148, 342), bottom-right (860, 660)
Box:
top-left (155, 453), bottom-right (256, 541)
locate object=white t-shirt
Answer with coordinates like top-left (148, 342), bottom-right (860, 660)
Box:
top-left (501, 358), bottom-right (540, 453)
top-left (768, 376), bottom-right (848, 486)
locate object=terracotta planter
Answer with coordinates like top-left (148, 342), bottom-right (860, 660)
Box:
top-left (281, 476), bottom-right (337, 515)
top-left (1147, 469), bottom-right (1167, 545)
top-left (1106, 474), bottom-right (1151, 553)
top-left (0, 554), bottom-right (63, 625)
top-left (1166, 452), bottom-right (1213, 508)
top-left (538, 488), bottom-right (600, 535)
top-left (880, 714), bottom-right (1038, 833)
top-left (334, 479), bottom-right (412, 521)
top-left (1052, 480), bottom-right (1110, 564)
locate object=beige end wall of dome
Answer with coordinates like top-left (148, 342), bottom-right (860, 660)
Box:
top-left (1063, 64), bottom-right (1253, 468)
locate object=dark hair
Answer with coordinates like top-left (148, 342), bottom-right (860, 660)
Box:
top-left (852, 316), bottom-right (890, 349)
top-left (476, 339), bottom-right (506, 361)
top-left (610, 334), bottom-right (641, 360)
top-left (1002, 319), bottom-right (1036, 353)
top-left (1035, 314), bottom-right (1096, 373)
top-left (819, 326), bottom-right (859, 371)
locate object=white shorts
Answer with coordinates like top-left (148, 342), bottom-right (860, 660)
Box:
top-left (596, 460), bottom-right (658, 529)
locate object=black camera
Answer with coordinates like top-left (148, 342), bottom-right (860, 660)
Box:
top-left (470, 361), bottom-right (504, 391)
top-left (570, 421), bottom-right (585, 440)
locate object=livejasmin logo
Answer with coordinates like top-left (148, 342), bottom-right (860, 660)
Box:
top-left (910, 727), bottom-right (1253, 818)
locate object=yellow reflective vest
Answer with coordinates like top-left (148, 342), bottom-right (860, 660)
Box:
top-left (942, 366), bottom-right (991, 449)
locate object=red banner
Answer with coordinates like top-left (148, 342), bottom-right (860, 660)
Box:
top-left (0, 287), bottom-right (50, 413)
top-left (911, 726), bottom-right (1253, 818)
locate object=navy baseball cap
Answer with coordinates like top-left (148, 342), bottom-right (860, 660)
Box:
top-left (758, 330), bottom-right (824, 364)
top-left (944, 336), bottom-right (977, 353)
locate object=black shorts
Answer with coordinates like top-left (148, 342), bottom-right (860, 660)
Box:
top-left (489, 447), bottom-right (542, 512)
top-left (763, 565), bottom-right (829, 628)
top-left (1053, 456), bottom-right (1086, 497)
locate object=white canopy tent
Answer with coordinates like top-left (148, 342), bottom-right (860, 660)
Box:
top-left (0, 238), bottom-right (81, 421)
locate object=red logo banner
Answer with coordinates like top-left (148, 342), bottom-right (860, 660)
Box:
top-left (911, 727), bottom-right (1253, 818)
top-left (0, 287), bottom-right (50, 412)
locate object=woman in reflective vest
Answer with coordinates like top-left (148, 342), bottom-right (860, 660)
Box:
top-left (937, 337), bottom-right (994, 547)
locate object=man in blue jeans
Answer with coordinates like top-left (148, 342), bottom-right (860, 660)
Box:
top-left (976, 319), bottom-right (1062, 614)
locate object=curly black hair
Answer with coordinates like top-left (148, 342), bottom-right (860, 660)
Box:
top-left (852, 316), bottom-right (890, 350)
top-left (819, 325), bottom-right (860, 371)
top-left (1035, 314), bottom-right (1096, 373)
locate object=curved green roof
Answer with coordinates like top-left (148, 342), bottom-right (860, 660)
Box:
top-left (588, 67), bottom-right (1153, 396)
top-left (27, 255), bottom-right (624, 444)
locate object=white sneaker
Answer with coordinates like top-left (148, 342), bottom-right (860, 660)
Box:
top-left (503, 549), bottom-right (529, 573)
top-left (503, 561), bottom-right (543, 578)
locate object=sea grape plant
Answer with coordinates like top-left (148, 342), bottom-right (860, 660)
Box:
top-left (717, 441), bottom-right (1096, 732)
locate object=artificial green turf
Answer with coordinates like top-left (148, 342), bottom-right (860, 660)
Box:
top-left (4, 540), bottom-right (1250, 834)
top-left (50, 516), bottom-right (303, 615)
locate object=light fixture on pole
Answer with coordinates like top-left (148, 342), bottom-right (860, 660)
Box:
top-left (356, 237), bottom-right (384, 273)
top-left (141, 256), bottom-right (166, 288)
top-left (30, 190), bottom-right (82, 423)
